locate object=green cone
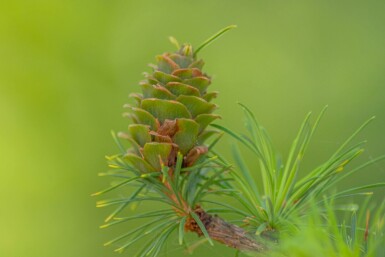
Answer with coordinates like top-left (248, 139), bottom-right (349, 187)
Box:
top-left (122, 44), bottom-right (220, 173)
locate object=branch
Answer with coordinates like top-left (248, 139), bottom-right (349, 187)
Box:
top-left (185, 207), bottom-right (267, 252)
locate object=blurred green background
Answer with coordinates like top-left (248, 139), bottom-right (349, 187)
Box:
top-left (1, 0), bottom-right (385, 256)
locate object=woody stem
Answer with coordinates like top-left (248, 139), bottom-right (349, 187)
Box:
top-left (185, 206), bottom-right (267, 252)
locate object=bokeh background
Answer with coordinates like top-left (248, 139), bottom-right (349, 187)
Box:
top-left (1, 1), bottom-right (385, 256)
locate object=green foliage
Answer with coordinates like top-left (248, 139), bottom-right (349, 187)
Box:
top-left (262, 200), bottom-right (385, 257)
top-left (94, 138), bottom-right (231, 255)
top-left (212, 104), bottom-right (385, 237)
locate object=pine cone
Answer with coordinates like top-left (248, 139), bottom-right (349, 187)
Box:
top-left (122, 44), bottom-right (220, 173)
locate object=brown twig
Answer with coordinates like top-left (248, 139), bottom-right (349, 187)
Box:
top-left (185, 206), bottom-right (267, 252)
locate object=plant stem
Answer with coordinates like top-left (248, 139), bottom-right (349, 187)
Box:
top-left (185, 206), bottom-right (267, 252)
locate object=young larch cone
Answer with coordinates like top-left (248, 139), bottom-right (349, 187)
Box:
top-left (121, 44), bottom-right (220, 173)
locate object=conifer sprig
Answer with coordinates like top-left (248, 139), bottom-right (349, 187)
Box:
top-left (93, 26), bottom-right (385, 257)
